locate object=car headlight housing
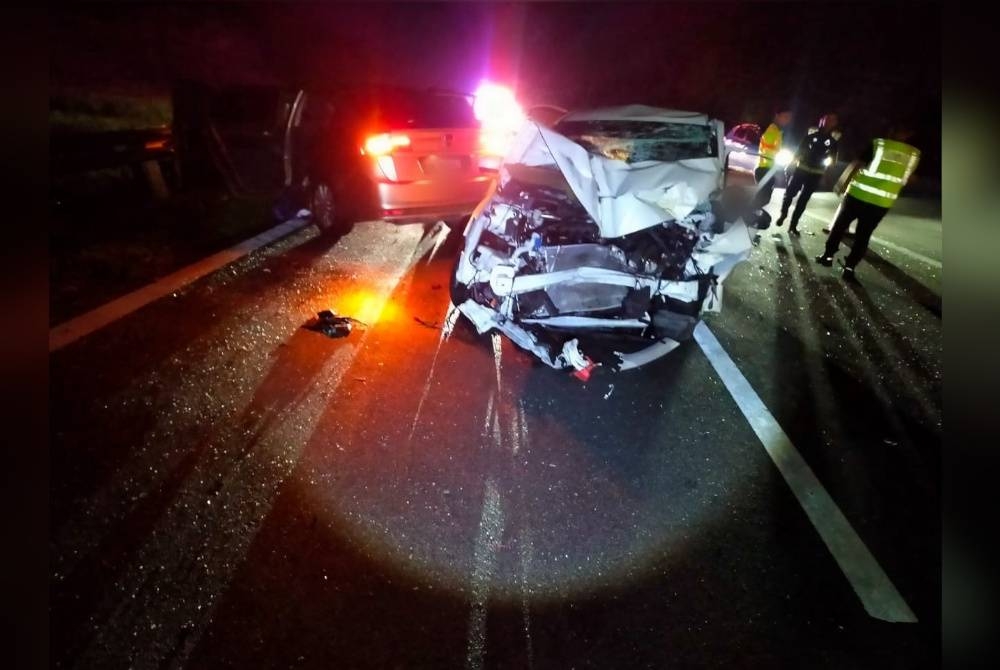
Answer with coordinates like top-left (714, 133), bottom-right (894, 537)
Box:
top-left (823, 156), bottom-right (833, 167)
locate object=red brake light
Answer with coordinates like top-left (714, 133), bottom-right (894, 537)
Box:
top-left (362, 133), bottom-right (410, 156)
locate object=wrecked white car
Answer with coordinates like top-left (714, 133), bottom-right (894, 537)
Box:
top-left (450, 105), bottom-right (767, 376)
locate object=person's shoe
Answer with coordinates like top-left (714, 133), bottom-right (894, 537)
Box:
top-left (788, 226), bottom-right (801, 237)
top-left (775, 214), bottom-right (786, 227)
top-left (839, 259), bottom-right (858, 282)
top-left (815, 254), bottom-right (833, 266)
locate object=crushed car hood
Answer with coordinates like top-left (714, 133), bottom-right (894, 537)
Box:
top-left (504, 121), bottom-right (723, 238)
top-left (452, 111), bottom-right (753, 374)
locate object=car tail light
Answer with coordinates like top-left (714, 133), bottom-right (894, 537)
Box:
top-left (362, 133), bottom-right (411, 156)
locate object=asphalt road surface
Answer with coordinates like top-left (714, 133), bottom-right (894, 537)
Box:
top-left (51, 191), bottom-right (942, 669)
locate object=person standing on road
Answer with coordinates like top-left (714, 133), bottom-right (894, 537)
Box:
top-left (776, 113), bottom-right (841, 235)
top-left (815, 126), bottom-right (920, 281)
top-left (752, 108), bottom-right (793, 209)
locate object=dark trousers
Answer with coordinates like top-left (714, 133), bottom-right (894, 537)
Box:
top-left (753, 166), bottom-right (776, 208)
top-left (780, 169), bottom-right (822, 228)
top-left (823, 194), bottom-right (889, 267)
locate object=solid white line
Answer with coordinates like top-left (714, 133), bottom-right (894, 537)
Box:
top-left (802, 211), bottom-right (941, 269)
top-left (425, 220), bottom-right (451, 265)
top-left (692, 321), bottom-right (917, 623)
top-left (49, 218), bottom-right (311, 352)
top-left (491, 332), bottom-right (503, 392)
top-left (869, 236), bottom-right (942, 270)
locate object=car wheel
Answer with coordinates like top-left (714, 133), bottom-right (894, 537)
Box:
top-left (310, 181), bottom-right (338, 233)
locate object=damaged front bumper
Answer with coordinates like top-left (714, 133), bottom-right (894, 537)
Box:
top-left (451, 119), bottom-right (755, 374)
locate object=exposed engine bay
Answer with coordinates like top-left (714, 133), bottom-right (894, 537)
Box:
top-left (451, 107), bottom-right (764, 374)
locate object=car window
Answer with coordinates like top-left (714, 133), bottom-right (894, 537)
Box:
top-left (729, 124), bottom-right (758, 145)
top-left (554, 120), bottom-right (716, 162)
top-left (373, 91), bottom-right (478, 129)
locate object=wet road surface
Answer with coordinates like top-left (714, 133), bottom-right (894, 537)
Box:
top-left (51, 194), bottom-right (941, 669)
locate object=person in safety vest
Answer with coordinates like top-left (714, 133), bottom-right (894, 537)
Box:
top-left (815, 126), bottom-right (920, 281)
top-left (776, 113), bottom-right (841, 235)
top-left (752, 108), bottom-right (793, 209)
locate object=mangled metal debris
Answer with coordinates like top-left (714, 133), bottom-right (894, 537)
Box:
top-left (450, 105), bottom-right (768, 373)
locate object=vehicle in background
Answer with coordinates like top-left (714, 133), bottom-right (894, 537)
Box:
top-left (283, 85), bottom-right (495, 232)
top-left (723, 122), bottom-right (793, 188)
top-left (723, 123), bottom-right (762, 174)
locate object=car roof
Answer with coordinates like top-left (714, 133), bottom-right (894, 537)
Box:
top-left (558, 104), bottom-right (710, 125)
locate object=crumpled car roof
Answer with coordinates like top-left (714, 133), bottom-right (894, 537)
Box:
top-left (559, 104), bottom-right (709, 125)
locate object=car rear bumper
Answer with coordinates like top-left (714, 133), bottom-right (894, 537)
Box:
top-left (377, 174), bottom-right (494, 220)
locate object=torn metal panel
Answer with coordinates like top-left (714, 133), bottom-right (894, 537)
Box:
top-left (452, 105), bottom-right (758, 373)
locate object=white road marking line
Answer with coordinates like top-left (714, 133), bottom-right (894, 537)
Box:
top-left (49, 218), bottom-right (311, 352)
top-left (492, 410), bottom-right (503, 453)
top-left (442, 302), bottom-right (462, 339)
top-left (491, 332), bottom-right (503, 392)
top-left (425, 221), bottom-right (451, 265)
top-left (802, 211), bottom-right (941, 269)
top-left (692, 321), bottom-right (918, 623)
top-left (869, 236), bottom-right (942, 270)
top-left (466, 478), bottom-right (505, 670)
top-left (482, 391), bottom-right (495, 439)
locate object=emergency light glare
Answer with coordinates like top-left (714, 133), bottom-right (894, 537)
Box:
top-left (473, 82), bottom-right (524, 129)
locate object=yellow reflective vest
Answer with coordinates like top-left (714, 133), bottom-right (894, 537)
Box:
top-left (847, 138), bottom-right (921, 209)
top-left (757, 123), bottom-right (782, 169)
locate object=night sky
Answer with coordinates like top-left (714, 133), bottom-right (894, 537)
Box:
top-left (50, 2), bottom-right (941, 171)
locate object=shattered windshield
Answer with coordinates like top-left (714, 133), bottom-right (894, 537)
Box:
top-left (554, 120), bottom-right (716, 163)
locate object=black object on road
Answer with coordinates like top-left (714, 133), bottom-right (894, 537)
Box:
top-left (304, 310), bottom-right (362, 338)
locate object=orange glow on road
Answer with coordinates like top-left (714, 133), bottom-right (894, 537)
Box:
top-left (336, 288), bottom-right (402, 326)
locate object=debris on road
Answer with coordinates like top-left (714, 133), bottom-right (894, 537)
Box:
top-left (413, 316), bottom-right (441, 330)
top-left (603, 383), bottom-right (615, 400)
top-left (304, 309), bottom-right (365, 339)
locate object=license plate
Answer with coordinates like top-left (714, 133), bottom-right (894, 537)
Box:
top-left (424, 156), bottom-right (464, 173)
